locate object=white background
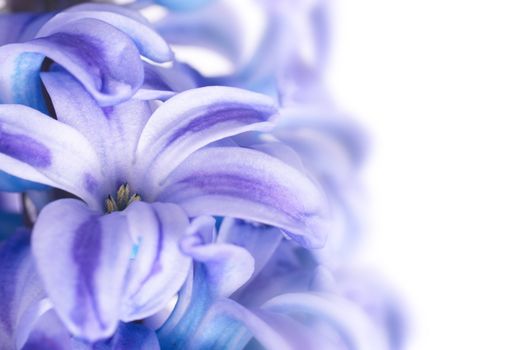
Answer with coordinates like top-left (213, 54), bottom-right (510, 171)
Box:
top-left (327, 1), bottom-right (523, 349)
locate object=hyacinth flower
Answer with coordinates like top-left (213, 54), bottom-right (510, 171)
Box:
top-left (0, 63), bottom-right (328, 342)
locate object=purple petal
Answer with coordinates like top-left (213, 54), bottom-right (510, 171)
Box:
top-left (0, 18), bottom-right (144, 107)
top-left (0, 104), bottom-right (103, 208)
top-left (0, 14), bottom-right (52, 45)
top-left (0, 229), bottom-right (47, 349)
top-left (160, 147), bottom-right (329, 248)
top-left (32, 199), bottom-right (133, 341)
top-left (135, 86), bottom-right (277, 197)
top-left (180, 216), bottom-right (255, 297)
top-left (134, 62), bottom-right (197, 101)
top-left (217, 218), bottom-right (282, 278)
top-left (39, 4), bottom-right (173, 63)
top-left (120, 202), bottom-right (191, 321)
top-left (21, 310), bottom-right (71, 350)
top-left (41, 67), bottom-right (151, 192)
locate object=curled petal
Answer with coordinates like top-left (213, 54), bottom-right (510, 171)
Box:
top-left (218, 218), bottom-right (282, 278)
top-left (0, 18), bottom-right (144, 108)
top-left (160, 147), bottom-right (329, 248)
top-left (39, 4), bottom-right (173, 63)
top-left (135, 86), bottom-right (277, 196)
top-left (32, 199), bottom-right (133, 341)
top-left (120, 202), bottom-right (191, 321)
top-left (0, 104), bottom-right (103, 208)
top-left (180, 217), bottom-right (255, 297)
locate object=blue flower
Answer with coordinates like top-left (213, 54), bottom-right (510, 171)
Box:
top-left (0, 65), bottom-right (328, 341)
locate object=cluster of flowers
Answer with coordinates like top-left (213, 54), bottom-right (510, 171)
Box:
top-left (0, 1), bottom-right (405, 349)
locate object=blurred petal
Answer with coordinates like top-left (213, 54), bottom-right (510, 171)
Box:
top-left (0, 170), bottom-right (47, 192)
top-left (154, 1), bottom-right (241, 64)
top-left (234, 240), bottom-right (317, 307)
top-left (41, 67), bottom-right (151, 192)
top-left (160, 147), bottom-right (329, 248)
top-left (40, 4), bottom-right (173, 63)
top-left (136, 86), bottom-right (277, 196)
top-left (263, 293), bottom-right (390, 350)
top-left (0, 18), bottom-right (144, 107)
top-left (0, 104), bottom-right (103, 208)
top-left (0, 14), bottom-right (52, 45)
top-left (180, 216), bottom-right (255, 297)
top-left (0, 229), bottom-right (47, 349)
top-left (155, 0), bottom-right (215, 11)
top-left (120, 202), bottom-right (191, 321)
top-left (217, 218), bottom-right (282, 277)
top-left (32, 199), bottom-right (133, 341)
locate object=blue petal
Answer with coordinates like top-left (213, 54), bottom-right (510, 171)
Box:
top-left (0, 170), bottom-right (47, 192)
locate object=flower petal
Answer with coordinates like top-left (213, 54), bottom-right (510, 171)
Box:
top-left (0, 229), bottom-right (46, 349)
top-left (186, 298), bottom-right (292, 350)
top-left (217, 218), bottom-right (282, 278)
top-left (0, 18), bottom-right (144, 108)
top-left (180, 216), bottom-right (255, 297)
top-left (0, 104), bottom-right (104, 208)
top-left (41, 67), bottom-right (151, 192)
top-left (135, 86), bottom-right (277, 197)
top-left (32, 199), bottom-right (133, 341)
top-left (87, 322), bottom-right (161, 350)
top-left (155, 0), bottom-right (216, 11)
top-left (0, 13), bottom-right (52, 45)
top-left (39, 3), bottom-right (173, 63)
top-left (0, 170), bottom-right (47, 192)
top-left (120, 202), bottom-right (191, 322)
top-left (160, 147), bottom-right (329, 248)
top-left (21, 310), bottom-right (71, 350)
top-left (262, 293), bottom-right (390, 350)
top-left (154, 1), bottom-right (241, 64)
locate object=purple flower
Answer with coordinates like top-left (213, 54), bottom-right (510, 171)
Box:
top-left (0, 65), bottom-right (328, 341)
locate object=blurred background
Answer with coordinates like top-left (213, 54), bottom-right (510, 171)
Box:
top-left (327, 1), bottom-right (523, 349)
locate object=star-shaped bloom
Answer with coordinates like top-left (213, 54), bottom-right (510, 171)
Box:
top-left (0, 66), bottom-right (328, 341)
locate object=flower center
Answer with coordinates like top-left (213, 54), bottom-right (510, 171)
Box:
top-left (105, 183), bottom-right (141, 213)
